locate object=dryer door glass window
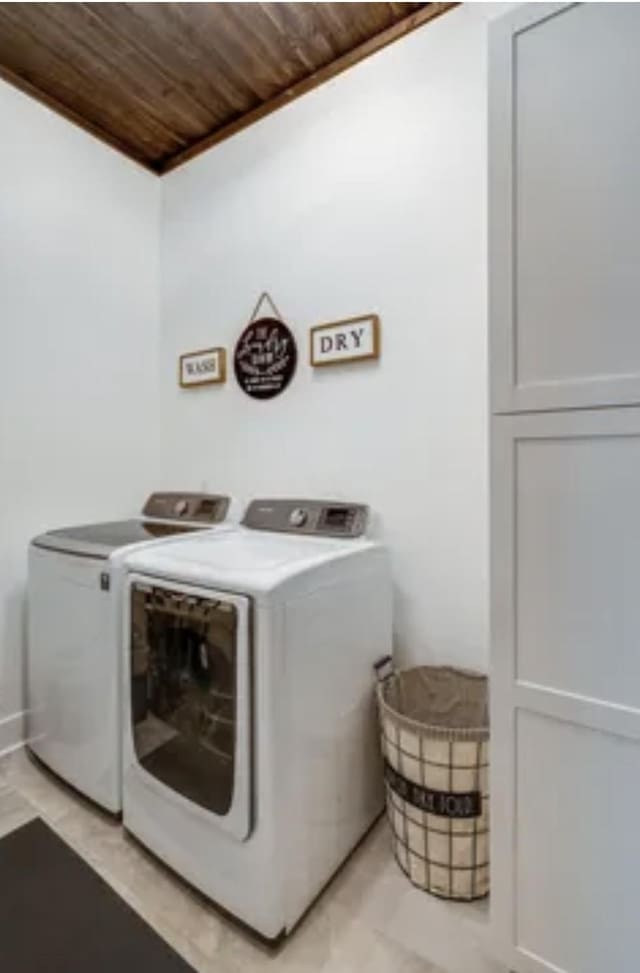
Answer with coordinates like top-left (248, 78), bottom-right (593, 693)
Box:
top-left (130, 584), bottom-right (238, 816)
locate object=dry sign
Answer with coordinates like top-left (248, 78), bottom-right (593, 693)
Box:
top-left (310, 314), bottom-right (380, 367)
top-left (179, 347), bottom-right (226, 388)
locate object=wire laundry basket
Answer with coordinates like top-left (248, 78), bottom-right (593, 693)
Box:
top-left (375, 660), bottom-right (490, 901)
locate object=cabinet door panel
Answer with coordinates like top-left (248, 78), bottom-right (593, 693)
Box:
top-left (491, 3), bottom-right (640, 412)
top-left (516, 711), bottom-right (640, 973)
top-left (491, 408), bottom-right (640, 973)
top-left (515, 432), bottom-right (640, 707)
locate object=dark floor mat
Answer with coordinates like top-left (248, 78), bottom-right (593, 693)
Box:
top-left (0, 818), bottom-right (195, 973)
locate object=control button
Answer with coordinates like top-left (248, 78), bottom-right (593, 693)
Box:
top-left (289, 507), bottom-right (308, 528)
top-left (174, 499), bottom-right (189, 517)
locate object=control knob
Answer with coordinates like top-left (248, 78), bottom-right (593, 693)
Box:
top-left (289, 507), bottom-right (308, 528)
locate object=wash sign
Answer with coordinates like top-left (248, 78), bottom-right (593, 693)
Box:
top-left (310, 314), bottom-right (380, 367)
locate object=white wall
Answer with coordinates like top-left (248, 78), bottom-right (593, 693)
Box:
top-left (0, 3), bottom-right (510, 753)
top-left (160, 4), bottom-right (501, 671)
top-left (0, 81), bottom-right (160, 752)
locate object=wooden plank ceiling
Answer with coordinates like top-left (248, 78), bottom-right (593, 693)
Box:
top-left (0, 2), bottom-right (454, 174)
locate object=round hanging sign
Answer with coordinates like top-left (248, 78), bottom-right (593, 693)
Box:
top-left (234, 316), bottom-right (297, 399)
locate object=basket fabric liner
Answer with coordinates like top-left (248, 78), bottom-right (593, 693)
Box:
top-left (377, 664), bottom-right (490, 901)
top-left (380, 665), bottom-right (489, 738)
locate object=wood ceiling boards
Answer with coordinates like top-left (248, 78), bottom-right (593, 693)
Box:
top-left (0, 2), bottom-right (456, 174)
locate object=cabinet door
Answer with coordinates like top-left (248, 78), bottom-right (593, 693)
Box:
top-left (490, 3), bottom-right (640, 413)
top-left (491, 408), bottom-right (640, 973)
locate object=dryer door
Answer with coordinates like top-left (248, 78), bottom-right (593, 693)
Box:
top-left (128, 575), bottom-right (251, 841)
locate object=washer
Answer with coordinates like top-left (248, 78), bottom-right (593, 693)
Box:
top-left (27, 492), bottom-right (239, 813)
top-left (121, 498), bottom-right (392, 939)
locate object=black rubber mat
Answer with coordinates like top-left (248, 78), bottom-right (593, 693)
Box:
top-left (0, 818), bottom-right (194, 973)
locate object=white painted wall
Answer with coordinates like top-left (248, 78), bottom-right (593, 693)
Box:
top-left (0, 2), bottom-right (513, 754)
top-left (0, 81), bottom-right (160, 752)
top-left (160, 3), bottom-right (504, 671)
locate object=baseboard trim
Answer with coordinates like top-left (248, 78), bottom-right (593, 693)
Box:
top-left (0, 711), bottom-right (26, 758)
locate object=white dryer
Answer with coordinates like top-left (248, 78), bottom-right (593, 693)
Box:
top-left (121, 499), bottom-right (392, 939)
top-left (27, 492), bottom-right (239, 813)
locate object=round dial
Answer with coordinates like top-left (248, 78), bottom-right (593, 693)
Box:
top-left (173, 499), bottom-right (189, 517)
top-left (289, 507), bottom-right (308, 528)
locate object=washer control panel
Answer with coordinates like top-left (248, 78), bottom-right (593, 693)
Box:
top-left (142, 493), bottom-right (230, 525)
top-left (243, 499), bottom-right (368, 538)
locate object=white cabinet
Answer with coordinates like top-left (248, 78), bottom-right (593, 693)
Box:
top-left (490, 7), bottom-right (640, 966)
top-left (490, 2), bottom-right (640, 413)
top-left (491, 408), bottom-right (640, 973)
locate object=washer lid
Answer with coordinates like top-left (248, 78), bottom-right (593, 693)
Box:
top-left (32, 519), bottom-right (201, 560)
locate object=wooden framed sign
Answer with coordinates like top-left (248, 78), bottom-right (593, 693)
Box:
top-left (179, 347), bottom-right (226, 388)
top-left (310, 314), bottom-right (380, 367)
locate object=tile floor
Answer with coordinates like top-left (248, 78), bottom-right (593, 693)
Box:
top-left (0, 748), bottom-right (499, 973)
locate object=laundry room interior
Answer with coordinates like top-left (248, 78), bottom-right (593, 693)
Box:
top-left (0, 3), bottom-right (637, 973)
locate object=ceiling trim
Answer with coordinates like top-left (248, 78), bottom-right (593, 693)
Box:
top-left (160, 2), bottom-right (458, 175)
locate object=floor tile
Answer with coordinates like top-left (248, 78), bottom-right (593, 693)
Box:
top-left (0, 748), bottom-right (496, 973)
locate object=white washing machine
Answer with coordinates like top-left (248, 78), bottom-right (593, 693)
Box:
top-left (121, 498), bottom-right (392, 939)
top-left (27, 492), bottom-right (239, 813)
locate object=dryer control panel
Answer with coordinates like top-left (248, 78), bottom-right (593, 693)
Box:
top-left (243, 499), bottom-right (368, 538)
top-left (142, 493), bottom-right (230, 524)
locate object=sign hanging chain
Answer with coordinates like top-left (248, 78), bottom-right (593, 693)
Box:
top-left (248, 291), bottom-right (284, 323)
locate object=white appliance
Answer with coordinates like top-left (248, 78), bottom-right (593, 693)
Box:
top-left (121, 498), bottom-right (391, 939)
top-left (27, 492), bottom-right (239, 813)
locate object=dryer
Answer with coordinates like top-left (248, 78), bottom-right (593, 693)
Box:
top-left (27, 492), bottom-right (239, 813)
top-left (121, 498), bottom-right (392, 939)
